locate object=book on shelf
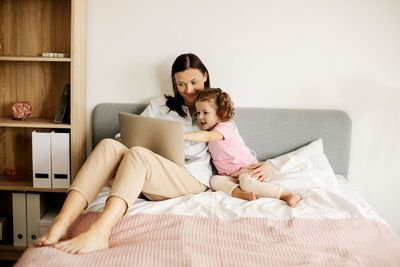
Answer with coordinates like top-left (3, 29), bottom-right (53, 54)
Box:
top-left (54, 84), bottom-right (71, 124)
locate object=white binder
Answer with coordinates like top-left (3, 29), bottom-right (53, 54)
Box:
top-left (51, 131), bottom-right (70, 188)
top-left (12, 192), bottom-right (27, 246)
top-left (26, 193), bottom-right (47, 246)
top-left (32, 131), bottom-right (52, 188)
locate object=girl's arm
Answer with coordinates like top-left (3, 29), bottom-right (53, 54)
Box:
top-left (184, 130), bottom-right (223, 143)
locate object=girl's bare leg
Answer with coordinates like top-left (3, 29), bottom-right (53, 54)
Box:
top-left (54, 196), bottom-right (127, 254)
top-left (34, 190), bottom-right (87, 246)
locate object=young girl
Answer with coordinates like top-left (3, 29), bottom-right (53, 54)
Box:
top-left (184, 88), bottom-right (302, 207)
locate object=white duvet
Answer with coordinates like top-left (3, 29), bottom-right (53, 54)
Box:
top-left (84, 139), bottom-right (386, 224)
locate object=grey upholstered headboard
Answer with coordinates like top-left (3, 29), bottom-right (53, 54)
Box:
top-left (92, 103), bottom-right (351, 176)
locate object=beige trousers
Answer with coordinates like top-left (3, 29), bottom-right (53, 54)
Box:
top-left (69, 139), bottom-right (207, 209)
top-left (210, 167), bottom-right (283, 199)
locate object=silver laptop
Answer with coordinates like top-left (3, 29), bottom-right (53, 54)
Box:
top-left (118, 112), bottom-right (185, 166)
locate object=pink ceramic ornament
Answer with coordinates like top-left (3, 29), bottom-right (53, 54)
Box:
top-left (11, 101), bottom-right (32, 120)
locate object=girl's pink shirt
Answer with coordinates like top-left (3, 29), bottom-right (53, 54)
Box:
top-left (208, 122), bottom-right (258, 176)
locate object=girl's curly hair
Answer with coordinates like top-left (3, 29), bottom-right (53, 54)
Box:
top-left (196, 88), bottom-right (235, 122)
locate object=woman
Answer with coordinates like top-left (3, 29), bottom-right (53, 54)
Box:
top-left (34, 53), bottom-right (271, 254)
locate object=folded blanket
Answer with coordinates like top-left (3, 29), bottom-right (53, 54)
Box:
top-left (16, 212), bottom-right (400, 267)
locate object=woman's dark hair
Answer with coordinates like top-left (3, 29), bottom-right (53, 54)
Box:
top-left (196, 88), bottom-right (235, 122)
top-left (165, 53), bottom-right (210, 117)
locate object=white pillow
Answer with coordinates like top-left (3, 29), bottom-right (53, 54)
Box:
top-left (266, 139), bottom-right (338, 192)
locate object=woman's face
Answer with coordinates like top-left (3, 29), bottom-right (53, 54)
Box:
top-left (174, 68), bottom-right (208, 107)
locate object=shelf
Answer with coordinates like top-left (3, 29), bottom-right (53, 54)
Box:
top-left (0, 176), bottom-right (68, 193)
top-left (0, 56), bottom-right (71, 62)
top-left (0, 244), bottom-right (26, 261)
top-left (0, 1), bottom-right (86, 263)
top-left (0, 117), bottom-right (71, 129)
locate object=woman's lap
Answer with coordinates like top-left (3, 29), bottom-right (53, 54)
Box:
top-left (71, 139), bottom-right (207, 207)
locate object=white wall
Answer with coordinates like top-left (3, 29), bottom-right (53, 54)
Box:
top-left (87, 0), bottom-right (400, 233)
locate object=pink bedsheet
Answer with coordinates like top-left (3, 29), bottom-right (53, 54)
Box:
top-left (16, 212), bottom-right (400, 266)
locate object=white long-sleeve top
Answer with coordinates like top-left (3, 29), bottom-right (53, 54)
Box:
top-left (140, 97), bottom-right (213, 187)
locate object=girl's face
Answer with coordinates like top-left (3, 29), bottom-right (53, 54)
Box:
top-left (195, 100), bottom-right (221, 130)
top-left (174, 68), bottom-right (208, 107)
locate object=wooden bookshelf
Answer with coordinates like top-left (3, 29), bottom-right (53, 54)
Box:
top-left (0, 245), bottom-right (26, 261)
top-left (0, 117), bottom-right (71, 128)
top-left (0, 56), bottom-right (71, 62)
top-left (0, 176), bottom-right (68, 193)
top-left (0, 0), bottom-right (87, 260)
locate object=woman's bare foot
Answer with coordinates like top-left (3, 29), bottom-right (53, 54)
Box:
top-left (54, 223), bottom-right (110, 254)
top-left (53, 196), bottom-right (126, 254)
top-left (34, 217), bottom-right (69, 247)
top-left (280, 192), bottom-right (302, 207)
top-left (232, 187), bottom-right (256, 201)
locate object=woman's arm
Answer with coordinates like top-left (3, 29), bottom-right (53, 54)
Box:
top-left (247, 161), bottom-right (274, 181)
top-left (184, 130), bottom-right (223, 143)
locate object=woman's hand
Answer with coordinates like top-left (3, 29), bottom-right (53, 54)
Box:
top-left (247, 161), bottom-right (273, 182)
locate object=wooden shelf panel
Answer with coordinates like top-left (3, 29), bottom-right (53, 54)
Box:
top-left (0, 56), bottom-right (71, 62)
top-left (0, 244), bottom-right (26, 261)
top-left (0, 117), bottom-right (71, 129)
top-left (0, 245), bottom-right (26, 252)
top-left (0, 176), bottom-right (67, 193)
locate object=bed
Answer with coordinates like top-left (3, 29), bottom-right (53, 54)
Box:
top-left (16, 104), bottom-right (400, 266)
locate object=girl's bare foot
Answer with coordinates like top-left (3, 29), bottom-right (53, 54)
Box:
top-left (54, 223), bottom-right (110, 254)
top-left (232, 187), bottom-right (256, 201)
top-left (280, 192), bottom-right (302, 207)
top-left (34, 217), bottom-right (69, 246)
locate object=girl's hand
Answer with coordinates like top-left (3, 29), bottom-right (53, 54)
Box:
top-left (247, 161), bottom-right (272, 182)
